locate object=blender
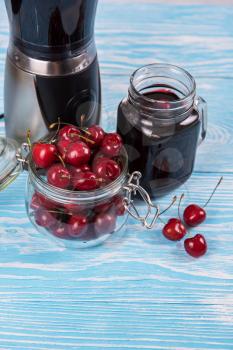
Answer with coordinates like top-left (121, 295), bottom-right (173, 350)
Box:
top-left (4, 0), bottom-right (101, 143)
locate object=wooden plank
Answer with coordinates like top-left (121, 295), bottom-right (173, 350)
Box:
top-left (95, 1), bottom-right (233, 77)
top-left (0, 172), bottom-right (232, 302)
top-left (0, 172), bottom-right (232, 349)
top-left (105, 0), bottom-right (233, 4)
top-left (0, 301), bottom-right (233, 349)
top-left (0, 2), bottom-right (233, 77)
top-left (0, 1), bottom-right (232, 349)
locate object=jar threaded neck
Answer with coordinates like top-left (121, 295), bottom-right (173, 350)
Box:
top-left (128, 63), bottom-right (196, 120)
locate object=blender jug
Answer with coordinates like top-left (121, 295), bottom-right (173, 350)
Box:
top-left (4, 0), bottom-right (101, 143)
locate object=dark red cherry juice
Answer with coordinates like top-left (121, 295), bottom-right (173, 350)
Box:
top-left (143, 89), bottom-right (179, 101)
top-left (117, 89), bottom-right (201, 197)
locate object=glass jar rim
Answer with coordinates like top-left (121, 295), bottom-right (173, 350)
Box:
top-left (129, 63), bottom-right (196, 108)
top-left (28, 147), bottom-right (128, 205)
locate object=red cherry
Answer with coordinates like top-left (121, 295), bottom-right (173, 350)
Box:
top-left (63, 202), bottom-right (87, 214)
top-left (183, 204), bottom-right (206, 227)
top-left (72, 171), bottom-right (99, 191)
top-left (113, 195), bottom-right (126, 216)
top-left (47, 164), bottom-right (71, 189)
top-left (32, 143), bottom-right (57, 169)
top-left (184, 234), bottom-right (207, 258)
top-left (94, 211), bottom-right (116, 236)
top-left (162, 218), bottom-right (187, 241)
top-left (30, 192), bottom-right (58, 211)
top-left (68, 214), bottom-right (88, 238)
top-left (86, 125), bottom-right (105, 148)
top-left (31, 193), bottom-right (57, 211)
top-left (34, 208), bottom-right (57, 228)
top-left (30, 194), bottom-right (42, 211)
top-left (33, 192), bottom-right (57, 210)
top-left (65, 141), bottom-right (91, 167)
top-left (69, 164), bottom-right (91, 178)
top-left (51, 223), bottom-right (70, 240)
top-left (101, 133), bottom-right (123, 157)
top-left (58, 125), bottom-right (80, 142)
top-left (57, 139), bottom-right (71, 159)
top-left (92, 157), bottom-right (121, 182)
top-left (82, 224), bottom-right (97, 241)
top-left (92, 151), bottom-right (109, 167)
top-left (95, 200), bottom-right (112, 214)
top-left (182, 177), bottom-right (223, 228)
top-left (79, 164), bottom-right (91, 172)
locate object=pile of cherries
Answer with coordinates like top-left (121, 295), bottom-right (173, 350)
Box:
top-left (162, 177), bottom-right (222, 258)
top-left (30, 124), bottom-right (126, 241)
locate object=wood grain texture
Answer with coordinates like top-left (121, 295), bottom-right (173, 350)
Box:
top-left (0, 173), bottom-right (233, 350)
top-left (96, 1), bottom-right (233, 77)
top-left (0, 1), bottom-right (233, 349)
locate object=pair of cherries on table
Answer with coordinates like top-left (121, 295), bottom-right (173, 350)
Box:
top-left (162, 177), bottom-right (222, 258)
top-left (31, 124), bottom-right (125, 241)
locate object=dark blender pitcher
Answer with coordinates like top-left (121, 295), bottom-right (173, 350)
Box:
top-left (4, 0), bottom-right (101, 143)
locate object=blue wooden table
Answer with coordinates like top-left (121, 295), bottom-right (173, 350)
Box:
top-left (0, 1), bottom-right (233, 349)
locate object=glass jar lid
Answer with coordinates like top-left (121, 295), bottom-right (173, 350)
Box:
top-left (0, 137), bottom-right (22, 190)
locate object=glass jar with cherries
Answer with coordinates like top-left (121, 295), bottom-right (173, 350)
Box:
top-left (0, 124), bottom-right (159, 248)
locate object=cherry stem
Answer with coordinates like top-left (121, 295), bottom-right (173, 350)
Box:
top-left (26, 129), bottom-right (32, 149)
top-left (48, 117), bottom-right (91, 136)
top-left (49, 117), bottom-right (61, 144)
top-left (178, 193), bottom-right (185, 220)
top-left (159, 196), bottom-right (177, 216)
top-left (48, 209), bottom-right (65, 215)
top-left (49, 119), bottom-right (70, 130)
top-left (56, 154), bottom-right (66, 168)
top-left (54, 117), bottom-right (61, 140)
top-left (80, 114), bottom-right (85, 128)
top-left (79, 134), bottom-right (95, 145)
top-left (203, 176), bottom-right (223, 208)
top-left (81, 128), bottom-right (92, 136)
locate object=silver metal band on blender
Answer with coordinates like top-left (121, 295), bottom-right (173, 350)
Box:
top-left (7, 40), bottom-right (97, 77)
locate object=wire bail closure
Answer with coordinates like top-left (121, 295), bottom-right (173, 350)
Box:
top-left (16, 143), bottom-right (30, 170)
top-left (123, 171), bottom-right (159, 229)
